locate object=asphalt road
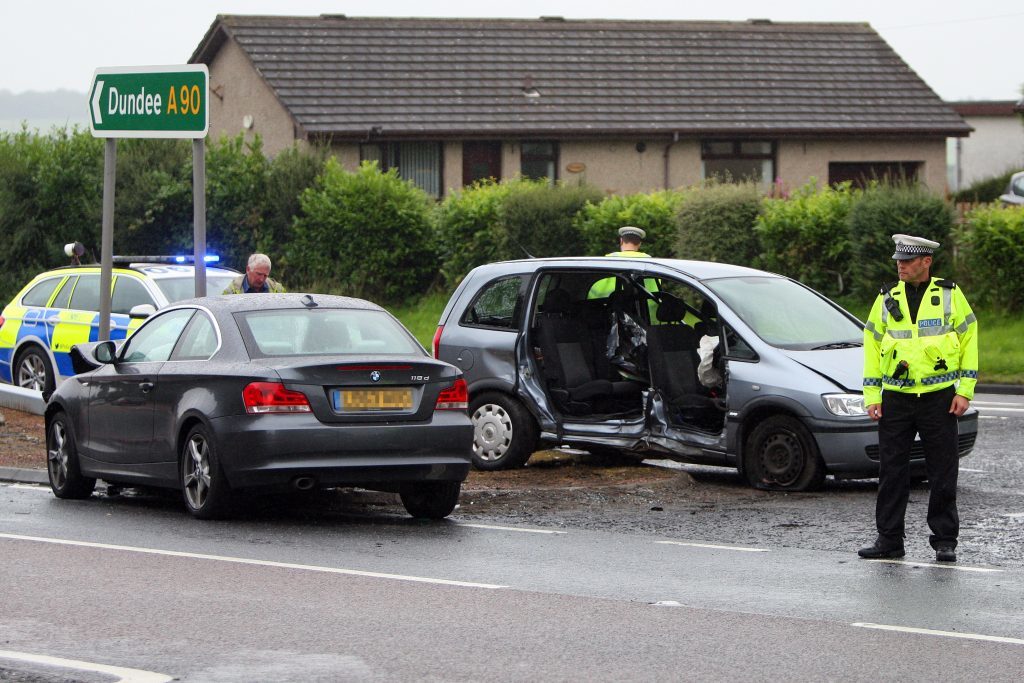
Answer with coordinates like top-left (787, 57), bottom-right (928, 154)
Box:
top-left (1, 393), bottom-right (1022, 680)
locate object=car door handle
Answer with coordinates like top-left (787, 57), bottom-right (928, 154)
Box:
top-left (139, 381), bottom-right (155, 393)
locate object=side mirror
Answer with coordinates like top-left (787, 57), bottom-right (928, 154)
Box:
top-left (129, 303), bottom-right (157, 319)
top-left (93, 340), bottom-right (118, 364)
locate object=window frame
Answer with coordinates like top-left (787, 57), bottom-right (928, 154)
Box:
top-left (520, 141), bottom-right (559, 183)
top-left (460, 275), bottom-right (526, 331)
top-left (700, 139), bottom-right (776, 188)
top-left (359, 141), bottom-right (443, 197)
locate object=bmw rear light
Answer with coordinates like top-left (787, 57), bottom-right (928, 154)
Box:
top-left (435, 378), bottom-right (468, 411)
top-left (243, 381), bottom-right (312, 414)
top-left (432, 325), bottom-right (444, 359)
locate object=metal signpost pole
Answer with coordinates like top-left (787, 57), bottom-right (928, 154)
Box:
top-left (98, 139), bottom-right (116, 341)
top-left (193, 139), bottom-right (206, 297)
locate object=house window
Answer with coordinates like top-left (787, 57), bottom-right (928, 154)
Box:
top-left (828, 162), bottom-right (921, 189)
top-left (360, 142), bottom-right (442, 197)
top-left (463, 141), bottom-right (502, 186)
top-left (701, 140), bottom-right (775, 190)
top-left (521, 141), bottom-right (558, 183)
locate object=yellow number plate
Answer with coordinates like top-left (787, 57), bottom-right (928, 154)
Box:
top-left (336, 388), bottom-right (413, 411)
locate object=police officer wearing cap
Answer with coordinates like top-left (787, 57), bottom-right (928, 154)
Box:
top-left (859, 234), bottom-right (978, 563)
top-left (587, 227), bottom-right (652, 299)
top-left (608, 226), bottom-right (650, 257)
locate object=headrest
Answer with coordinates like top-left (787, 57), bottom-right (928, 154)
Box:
top-left (543, 288), bottom-right (572, 314)
top-left (656, 294), bottom-right (687, 323)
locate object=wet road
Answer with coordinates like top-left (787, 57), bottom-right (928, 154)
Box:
top-left (1, 392), bottom-right (1022, 680)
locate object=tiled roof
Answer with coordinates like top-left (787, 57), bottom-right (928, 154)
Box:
top-left (950, 101), bottom-right (1020, 117)
top-left (191, 15), bottom-right (970, 139)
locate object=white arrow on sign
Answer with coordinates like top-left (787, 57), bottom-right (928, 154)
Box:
top-left (92, 80), bottom-right (104, 125)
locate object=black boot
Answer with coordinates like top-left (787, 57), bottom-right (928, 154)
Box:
top-left (858, 536), bottom-right (905, 559)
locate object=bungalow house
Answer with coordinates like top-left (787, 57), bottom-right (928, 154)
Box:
top-left (190, 15), bottom-right (970, 197)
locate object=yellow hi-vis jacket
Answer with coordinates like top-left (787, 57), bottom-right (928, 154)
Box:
top-left (862, 277), bottom-right (978, 405)
top-left (588, 250), bottom-right (652, 299)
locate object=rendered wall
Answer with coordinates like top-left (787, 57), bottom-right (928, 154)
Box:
top-left (778, 138), bottom-right (950, 193)
top-left (207, 39), bottom-right (297, 154)
top-left (951, 116), bottom-right (1024, 189)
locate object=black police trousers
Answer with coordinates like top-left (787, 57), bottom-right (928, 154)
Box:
top-left (876, 385), bottom-right (960, 549)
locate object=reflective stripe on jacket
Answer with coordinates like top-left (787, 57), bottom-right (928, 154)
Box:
top-left (862, 277), bottom-right (978, 404)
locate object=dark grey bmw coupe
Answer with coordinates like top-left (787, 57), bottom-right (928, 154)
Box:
top-left (44, 293), bottom-right (473, 519)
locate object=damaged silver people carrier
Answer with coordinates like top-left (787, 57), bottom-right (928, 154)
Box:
top-left (433, 258), bottom-right (978, 492)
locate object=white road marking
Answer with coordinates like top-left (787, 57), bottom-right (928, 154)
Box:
top-left (958, 467), bottom-right (987, 473)
top-left (0, 649), bottom-right (172, 683)
top-left (1003, 512), bottom-right (1024, 519)
top-left (656, 540), bottom-right (770, 552)
top-left (864, 559), bottom-right (1003, 573)
top-left (972, 401), bottom-right (1023, 407)
top-left (851, 623), bottom-right (1024, 645)
top-left (977, 407), bottom-right (1024, 413)
top-left (0, 532), bottom-right (507, 589)
top-left (8, 484), bottom-right (49, 492)
top-left (458, 523), bottom-right (567, 534)
top-left (978, 415), bottom-right (1007, 420)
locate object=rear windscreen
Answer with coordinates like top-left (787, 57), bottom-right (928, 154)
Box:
top-left (235, 308), bottom-right (424, 357)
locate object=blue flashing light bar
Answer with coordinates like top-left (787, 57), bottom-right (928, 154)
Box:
top-left (173, 254), bottom-right (220, 263)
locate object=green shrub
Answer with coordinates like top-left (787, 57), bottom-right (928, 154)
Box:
top-left (500, 180), bottom-right (604, 258)
top-left (575, 190), bottom-right (685, 257)
top-left (955, 204), bottom-right (1024, 311)
top-left (205, 134), bottom-right (272, 271)
top-left (675, 181), bottom-right (763, 267)
top-left (261, 143), bottom-right (327, 274)
top-left (952, 169), bottom-right (1019, 204)
top-left (114, 138), bottom-right (192, 256)
top-left (289, 160), bottom-right (437, 304)
top-left (847, 182), bottom-right (955, 298)
top-left (756, 181), bottom-right (859, 296)
top-left (435, 179), bottom-right (516, 287)
top-left (0, 127), bottom-right (104, 303)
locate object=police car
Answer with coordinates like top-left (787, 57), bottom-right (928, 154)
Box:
top-left (0, 248), bottom-right (238, 394)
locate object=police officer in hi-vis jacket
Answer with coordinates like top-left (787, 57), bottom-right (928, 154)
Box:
top-left (858, 234), bottom-right (978, 564)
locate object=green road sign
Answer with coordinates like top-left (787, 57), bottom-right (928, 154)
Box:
top-left (90, 65), bottom-right (209, 138)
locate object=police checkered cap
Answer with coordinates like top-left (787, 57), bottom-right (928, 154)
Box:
top-left (891, 233), bottom-right (939, 260)
top-left (618, 226), bottom-right (646, 240)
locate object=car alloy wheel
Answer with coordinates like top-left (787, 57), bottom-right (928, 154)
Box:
top-left (180, 424), bottom-right (232, 519)
top-left (183, 432), bottom-right (212, 511)
top-left (17, 347), bottom-right (53, 393)
top-left (46, 412), bottom-right (95, 499)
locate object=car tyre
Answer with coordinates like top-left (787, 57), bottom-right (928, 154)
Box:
top-left (469, 392), bottom-right (538, 470)
top-left (180, 423), bottom-right (233, 519)
top-left (16, 345), bottom-right (55, 395)
top-left (743, 415), bottom-right (825, 492)
top-left (400, 481), bottom-right (461, 519)
top-left (47, 411), bottom-right (96, 499)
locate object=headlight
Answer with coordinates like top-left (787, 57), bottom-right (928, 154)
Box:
top-left (822, 393), bottom-right (866, 416)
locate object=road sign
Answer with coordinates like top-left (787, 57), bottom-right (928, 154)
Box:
top-left (89, 65), bottom-right (209, 139)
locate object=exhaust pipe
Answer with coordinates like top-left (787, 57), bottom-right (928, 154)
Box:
top-left (293, 476), bottom-right (316, 491)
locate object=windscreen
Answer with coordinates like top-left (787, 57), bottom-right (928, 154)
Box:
top-left (705, 276), bottom-right (862, 350)
top-left (236, 308), bottom-right (424, 357)
top-left (154, 275), bottom-right (238, 302)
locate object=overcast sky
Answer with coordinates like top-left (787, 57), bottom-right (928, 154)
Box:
top-left (2, 0), bottom-right (1022, 101)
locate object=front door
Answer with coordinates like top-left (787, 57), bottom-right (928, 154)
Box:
top-left (86, 308), bottom-right (195, 465)
top-left (462, 141), bottom-right (502, 185)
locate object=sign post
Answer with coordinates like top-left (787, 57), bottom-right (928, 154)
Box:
top-left (89, 65), bottom-right (209, 340)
